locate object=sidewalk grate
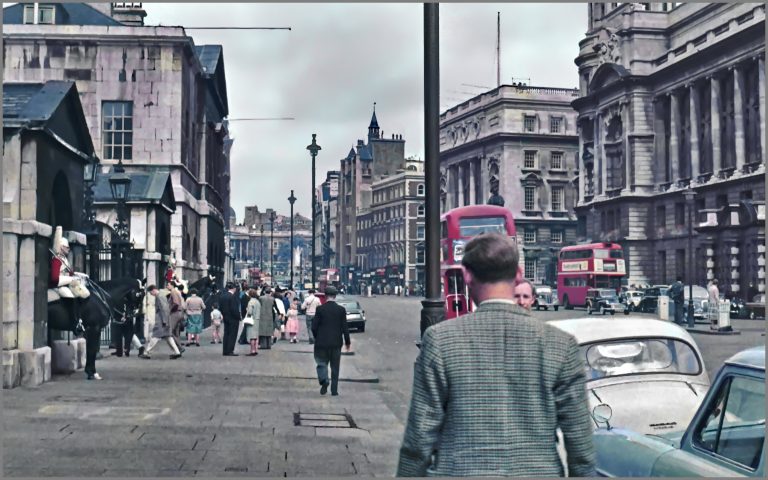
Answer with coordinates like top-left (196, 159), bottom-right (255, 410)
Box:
top-left (293, 412), bottom-right (357, 429)
top-left (224, 467), bottom-right (248, 473)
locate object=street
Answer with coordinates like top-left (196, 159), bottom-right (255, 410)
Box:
top-left (4, 295), bottom-right (762, 477)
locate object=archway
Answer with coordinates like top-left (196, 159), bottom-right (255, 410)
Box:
top-left (47, 171), bottom-right (73, 230)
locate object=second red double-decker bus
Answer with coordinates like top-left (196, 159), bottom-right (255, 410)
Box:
top-left (557, 242), bottom-right (625, 309)
top-left (441, 205), bottom-right (518, 319)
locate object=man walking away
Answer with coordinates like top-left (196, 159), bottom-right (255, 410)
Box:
top-left (670, 277), bottom-right (685, 325)
top-left (311, 286), bottom-right (351, 396)
top-left (139, 285), bottom-right (182, 359)
top-left (221, 282), bottom-right (241, 356)
top-left (167, 281), bottom-right (185, 349)
top-left (258, 287), bottom-right (276, 350)
top-left (397, 233), bottom-right (595, 477)
top-left (301, 289), bottom-right (321, 344)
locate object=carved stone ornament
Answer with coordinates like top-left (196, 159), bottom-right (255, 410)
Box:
top-left (594, 28), bottom-right (621, 66)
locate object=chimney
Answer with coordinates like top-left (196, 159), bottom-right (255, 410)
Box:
top-left (112, 2), bottom-right (147, 26)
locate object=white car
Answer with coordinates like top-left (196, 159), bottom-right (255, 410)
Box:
top-left (550, 317), bottom-right (710, 435)
top-left (623, 290), bottom-right (643, 311)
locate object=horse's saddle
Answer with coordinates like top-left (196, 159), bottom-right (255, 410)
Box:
top-left (47, 283), bottom-right (90, 303)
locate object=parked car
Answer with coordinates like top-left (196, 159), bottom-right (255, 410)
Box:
top-left (682, 285), bottom-right (709, 321)
top-left (586, 288), bottom-right (625, 315)
top-left (550, 318), bottom-right (710, 437)
top-left (745, 293), bottom-right (765, 320)
top-left (592, 346), bottom-right (765, 477)
top-left (533, 285), bottom-right (559, 311)
top-left (334, 296), bottom-right (366, 332)
top-left (623, 290), bottom-right (644, 312)
top-left (638, 285), bottom-right (670, 314)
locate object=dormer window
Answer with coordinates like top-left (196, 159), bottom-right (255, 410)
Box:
top-left (24, 4), bottom-right (56, 24)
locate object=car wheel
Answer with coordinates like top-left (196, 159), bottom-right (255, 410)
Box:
top-left (359, 324), bottom-right (365, 333)
top-left (601, 307), bottom-right (606, 315)
top-left (537, 305), bottom-right (541, 311)
top-left (611, 311), bottom-right (616, 316)
top-left (554, 306), bottom-right (559, 311)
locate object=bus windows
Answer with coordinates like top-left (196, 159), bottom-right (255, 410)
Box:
top-left (446, 269), bottom-right (466, 295)
top-left (458, 216), bottom-right (507, 237)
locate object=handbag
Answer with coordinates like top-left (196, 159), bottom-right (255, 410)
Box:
top-left (243, 314), bottom-right (254, 326)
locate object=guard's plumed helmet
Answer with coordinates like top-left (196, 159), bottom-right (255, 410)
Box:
top-left (52, 226), bottom-right (69, 255)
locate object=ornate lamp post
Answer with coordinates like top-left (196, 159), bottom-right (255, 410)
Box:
top-left (306, 134), bottom-right (321, 288)
top-left (288, 190), bottom-right (297, 289)
top-left (420, 2), bottom-right (444, 338)
top-left (683, 187), bottom-right (697, 328)
top-left (109, 159), bottom-right (132, 278)
top-left (260, 223), bottom-right (265, 273)
top-left (82, 156), bottom-right (100, 278)
top-left (269, 210), bottom-right (276, 285)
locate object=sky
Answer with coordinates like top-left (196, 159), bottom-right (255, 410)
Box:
top-left (141, 3), bottom-right (587, 222)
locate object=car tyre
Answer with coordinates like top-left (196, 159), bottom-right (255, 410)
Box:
top-left (600, 307), bottom-right (606, 315)
top-left (554, 306), bottom-right (559, 311)
top-left (359, 324), bottom-right (365, 333)
top-left (611, 311), bottom-right (616, 316)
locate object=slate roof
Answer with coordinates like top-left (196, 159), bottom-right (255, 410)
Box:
top-left (3, 81), bottom-right (73, 125)
top-left (3, 3), bottom-right (124, 26)
top-left (359, 144), bottom-right (372, 161)
top-left (195, 45), bottom-right (222, 74)
top-left (369, 110), bottom-right (380, 129)
top-left (347, 147), bottom-right (356, 159)
top-left (93, 167), bottom-right (176, 210)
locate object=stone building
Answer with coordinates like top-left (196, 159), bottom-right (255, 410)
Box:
top-left (439, 84), bottom-right (580, 284)
top-left (3, 81), bottom-right (94, 387)
top-left (573, 2), bottom-right (765, 297)
top-left (356, 159), bottom-right (426, 294)
top-left (3, 2), bottom-right (232, 286)
top-left (335, 107), bottom-right (407, 283)
top-left (319, 171), bottom-right (340, 269)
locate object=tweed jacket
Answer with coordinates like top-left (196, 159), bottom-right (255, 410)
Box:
top-left (397, 302), bottom-right (595, 477)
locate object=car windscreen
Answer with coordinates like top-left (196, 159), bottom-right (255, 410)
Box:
top-left (583, 338), bottom-right (701, 380)
top-left (597, 289), bottom-right (618, 299)
top-left (337, 302), bottom-right (360, 311)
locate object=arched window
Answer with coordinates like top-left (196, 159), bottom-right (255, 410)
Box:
top-left (417, 183), bottom-right (425, 196)
top-left (417, 204), bottom-right (425, 217)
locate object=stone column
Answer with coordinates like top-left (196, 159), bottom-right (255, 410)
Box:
top-left (757, 241), bottom-right (766, 294)
top-left (758, 55), bottom-right (765, 164)
top-left (468, 159), bottom-right (477, 205)
top-left (703, 242), bottom-right (716, 282)
top-left (689, 83), bottom-right (700, 181)
top-left (733, 65), bottom-right (746, 173)
top-left (621, 101), bottom-right (631, 191)
top-left (728, 240), bottom-right (740, 295)
top-left (669, 91), bottom-right (680, 183)
top-left (595, 112), bottom-right (605, 195)
top-left (710, 76), bottom-right (722, 176)
top-left (653, 97), bottom-right (667, 184)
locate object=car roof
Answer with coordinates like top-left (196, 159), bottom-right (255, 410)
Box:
top-left (724, 346), bottom-right (765, 371)
top-left (549, 317), bottom-right (699, 346)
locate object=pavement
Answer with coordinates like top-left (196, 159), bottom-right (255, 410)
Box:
top-left (2, 322), bottom-right (405, 477)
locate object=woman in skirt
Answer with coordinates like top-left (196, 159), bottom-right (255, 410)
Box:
top-left (285, 298), bottom-right (300, 343)
top-left (184, 289), bottom-right (205, 346)
top-left (245, 288), bottom-right (261, 356)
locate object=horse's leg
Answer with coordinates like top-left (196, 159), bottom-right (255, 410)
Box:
top-left (84, 326), bottom-right (101, 379)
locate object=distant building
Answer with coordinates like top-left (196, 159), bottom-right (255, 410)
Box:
top-left (573, 2), bottom-right (765, 296)
top-left (439, 84), bottom-right (580, 285)
top-left (319, 171), bottom-right (340, 269)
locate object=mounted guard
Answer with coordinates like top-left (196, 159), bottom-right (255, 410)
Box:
top-left (49, 226), bottom-right (90, 300)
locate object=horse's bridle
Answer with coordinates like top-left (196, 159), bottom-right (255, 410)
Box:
top-left (86, 278), bottom-right (144, 326)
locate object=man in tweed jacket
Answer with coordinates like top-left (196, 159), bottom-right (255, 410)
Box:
top-left (397, 233), bottom-right (595, 477)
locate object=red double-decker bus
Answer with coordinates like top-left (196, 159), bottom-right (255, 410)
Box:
top-left (441, 205), bottom-right (519, 319)
top-left (557, 242), bottom-right (625, 309)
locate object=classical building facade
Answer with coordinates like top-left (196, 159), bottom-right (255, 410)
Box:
top-left (319, 171), bottom-right (340, 269)
top-left (356, 159), bottom-right (426, 294)
top-left (3, 2), bottom-right (232, 286)
top-left (573, 2), bottom-right (765, 297)
top-left (335, 108), bottom-right (407, 283)
top-left (439, 85), bottom-right (580, 284)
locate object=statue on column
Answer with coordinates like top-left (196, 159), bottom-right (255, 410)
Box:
top-left (487, 176), bottom-right (505, 207)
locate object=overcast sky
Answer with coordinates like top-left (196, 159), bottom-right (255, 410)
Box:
top-left (141, 3), bottom-right (587, 222)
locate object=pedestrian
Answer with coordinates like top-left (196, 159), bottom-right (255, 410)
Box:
top-left (244, 288), bottom-right (261, 356)
top-left (238, 284), bottom-right (251, 345)
top-left (396, 233), bottom-right (595, 477)
top-left (311, 286), bottom-right (351, 396)
top-left (286, 299), bottom-right (300, 343)
top-left (210, 303), bottom-right (223, 344)
top-left (670, 277), bottom-right (685, 325)
top-left (514, 278), bottom-right (536, 310)
top-left (139, 285), bottom-right (182, 359)
top-left (301, 289), bottom-right (322, 345)
top-left (280, 289), bottom-right (291, 340)
top-left (220, 282), bottom-right (241, 356)
top-left (273, 290), bottom-right (286, 343)
top-left (184, 288), bottom-right (206, 346)
top-left (167, 280), bottom-right (185, 348)
top-left (258, 287), bottom-right (276, 350)
top-left (707, 279), bottom-right (720, 322)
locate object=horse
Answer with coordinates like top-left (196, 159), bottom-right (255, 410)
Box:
top-left (47, 277), bottom-right (145, 379)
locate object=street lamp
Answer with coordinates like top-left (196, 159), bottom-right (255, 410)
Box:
top-left (683, 187), bottom-right (697, 328)
top-left (269, 210), bottom-right (276, 285)
top-left (260, 223), bottom-right (265, 273)
top-left (82, 155), bottom-right (100, 278)
top-left (288, 190), bottom-right (297, 290)
top-left (307, 134), bottom-right (321, 289)
top-left (420, 2), bottom-right (444, 338)
top-left (109, 159), bottom-right (132, 241)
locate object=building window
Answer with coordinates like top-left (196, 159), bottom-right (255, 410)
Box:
top-left (524, 228), bottom-right (537, 244)
top-left (24, 4), bottom-right (55, 24)
top-left (417, 204), bottom-right (425, 217)
top-left (525, 257), bottom-right (537, 280)
top-left (675, 202), bottom-right (685, 227)
top-left (524, 150), bottom-right (537, 169)
top-left (551, 151), bottom-right (563, 169)
top-left (524, 186), bottom-right (536, 211)
top-left (416, 225), bottom-right (425, 240)
top-left (551, 186), bottom-right (564, 211)
top-left (416, 248), bottom-right (425, 264)
top-left (551, 230), bottom-right (563, 243)
top-left (102, 101), bottom-right (133, 160)
top-left (550, 116), bottom-right (563, 133)
top-left (23, 4), bottom-right (35, 23)
top-left (656, 206), bottom-right (666, 229)
top-left (417, 184), bottom-right (425, 196)
top-left (524, 115), bottom-right (536, 133)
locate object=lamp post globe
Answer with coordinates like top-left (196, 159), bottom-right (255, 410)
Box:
top-left (306, 134), bottom-right (321, 289)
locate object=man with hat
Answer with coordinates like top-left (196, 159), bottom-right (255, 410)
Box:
top-left (311, 286), bottom-right (351, 396)
top-left (220, 282), bottom-right (242, 356)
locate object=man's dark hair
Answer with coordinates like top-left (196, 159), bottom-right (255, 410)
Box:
top-left (225, 282), bottom-right (235, 290)
top-left (146, 284), bottom-right (157, 292)
top-left (308, 289), bottom-right (315, 294)
top-left (189, 288), bottom-right (198, 296)
top-left (461, 233), bottom-right (519, 283)
top-left (676, 277), bottom-right (683, 282)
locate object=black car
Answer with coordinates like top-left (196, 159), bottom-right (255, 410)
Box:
top-left (637, 285), bottom-right (670, 314)
top-left (335, 296), bottom-right (367, 332)
top-left (585, 288), bottom-right (624, 315)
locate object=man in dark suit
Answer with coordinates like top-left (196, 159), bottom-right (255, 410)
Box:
top-left (397, 233), bottom-right (595, 477)
top-left (220, 282), bottom-right (241, 356)
top-left (311, 286), bottom-right (351, 396)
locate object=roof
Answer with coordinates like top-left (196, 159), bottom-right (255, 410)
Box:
top-left (369, 109), bottom-right (380, 129)
top-left (358, 144), bottom-right (372, 161)
top-left (347, 147), bottom-right (356, 159)
top-left (4, 81), bottom-right (72, 124)
top-left (724, 346), bottom-right (765, 371)
top-left (549, 317), bottom-right (700, 347)
top-left (93, 167), bottom-right (176, 211)
top-left (3, 3), bottom-right (124, 26)
top-left (194, 45), bottom-right (222, 74)
top-left (441, 204), bottom-right (511, 220)
top-left (560, 242), bottom-right (622, 251)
